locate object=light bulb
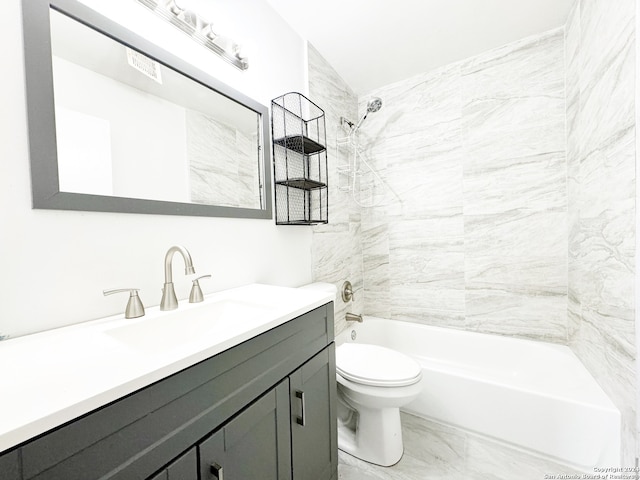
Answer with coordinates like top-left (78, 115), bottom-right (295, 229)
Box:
top-left (165, 0), bottom-right (183, 15)
top-left (235, 44), bottom-right (249, 61)
top-left (181, 9), bottom-right (199, 28)
top-left (201, 23), bottom-right (217, 41)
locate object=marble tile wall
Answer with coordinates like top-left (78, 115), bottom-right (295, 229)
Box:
top-left (565, 0), bottom-right (636, 466)
top-left (357, 28), bottom-right (568, 343)
top-left (461, 30), bottom-right (567, 341)
top-left (187, 110), bottom-right (260, 208)
top-left (307, 44), bottom-right (363, 335)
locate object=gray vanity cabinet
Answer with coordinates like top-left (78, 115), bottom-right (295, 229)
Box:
top-left (0, 303), bottom-right (337, 480)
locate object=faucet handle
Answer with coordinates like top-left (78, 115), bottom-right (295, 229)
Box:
top-left (103, 288), bottom-right (145, 319)
top-left (189, 275), bottom-right (211, 303)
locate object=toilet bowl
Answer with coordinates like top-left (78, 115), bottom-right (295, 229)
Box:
top-left (336, 342), bottom-right (422, 467)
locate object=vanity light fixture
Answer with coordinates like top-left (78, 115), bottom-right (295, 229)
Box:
top-left (136, 0), bottom-right (249, 70)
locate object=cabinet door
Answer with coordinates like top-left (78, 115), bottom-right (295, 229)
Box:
top-left (199, 381), bottom-right (291, 480)
top-left (290, 344), bottom-right (338, 480)
top-left (147, 448), bottom-right (198, 480)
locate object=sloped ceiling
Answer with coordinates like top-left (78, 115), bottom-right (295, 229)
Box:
top-left (266, 0), bottom-right (575, 94)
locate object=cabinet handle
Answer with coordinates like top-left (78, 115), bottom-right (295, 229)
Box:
top-left (210, 462), bottom-right (224, 480)
top-left (295, 390), bottom-right (306, 426)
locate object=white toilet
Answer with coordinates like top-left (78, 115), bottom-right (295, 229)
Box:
top-left (297, 282), bottom-right (422, 466)
top-left (335, 342), bottom-right (422, 467)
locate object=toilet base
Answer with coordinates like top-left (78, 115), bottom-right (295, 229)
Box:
top-left (337, 397), bottom-right (404, 467)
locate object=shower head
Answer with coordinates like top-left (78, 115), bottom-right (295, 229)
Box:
top-left (354, 97), bottom-right (383, 131)
top-left (367, 97), bottom-right (382, 113)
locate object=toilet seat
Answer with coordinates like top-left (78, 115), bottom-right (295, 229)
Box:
top-left (336, 343), bottom-right (422, 387)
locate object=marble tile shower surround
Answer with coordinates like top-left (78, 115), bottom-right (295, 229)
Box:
top-left (565, 0), bottom-right (636, 466)
top-left (357, 27), bottom-right (568, 343)
top-left (186, 110), bottom-right (260, 208)
top-left (307, 44), bottom-right (363, 335)
top-left (307, 1), bottom-right (636, 465)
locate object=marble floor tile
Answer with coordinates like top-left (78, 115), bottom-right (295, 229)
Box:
top-left (338, 464), bottom-right (380, 480)
top-left (464, 434), bottom-right (585, 480)
top-left (338, 413), bottom-right (466, 480)
top-left (338, 412), bottom-right (590, 480)
top-left (338, 447), bottom-right (465, 480)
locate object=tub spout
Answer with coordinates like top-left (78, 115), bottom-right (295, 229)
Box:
top-left (346, 312), bottom-right (363, 323)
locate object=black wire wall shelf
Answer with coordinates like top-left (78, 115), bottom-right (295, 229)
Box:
top-left (271, 92), bottom-right (328, 225)
top-left (272, 135), bottom-right (325, 154)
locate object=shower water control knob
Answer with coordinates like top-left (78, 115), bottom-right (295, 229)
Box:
top-left (342, 281), bottom-right (354, 302)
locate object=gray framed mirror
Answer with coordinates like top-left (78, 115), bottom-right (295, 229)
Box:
top-left (22, 0), bottom-right (272, 219)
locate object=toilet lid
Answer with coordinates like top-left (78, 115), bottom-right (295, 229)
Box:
top-left (336, 343), bottom-right (422, 387)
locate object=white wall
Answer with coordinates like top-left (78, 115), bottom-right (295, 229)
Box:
top-left (53, 56), bottom-right (190, 202)
top-left (78, 0), bottom-right (309, 105)
top-left (0, 0), bottom-right (311, 339)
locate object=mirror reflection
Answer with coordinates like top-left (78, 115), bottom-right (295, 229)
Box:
top-left (49, 8), bottom-right (265, 210)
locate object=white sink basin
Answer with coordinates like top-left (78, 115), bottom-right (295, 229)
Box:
top-left (105, 297), bottom-right (278, 353)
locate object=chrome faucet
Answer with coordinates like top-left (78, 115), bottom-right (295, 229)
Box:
top-left (160, 245), bottom-right (196, 311)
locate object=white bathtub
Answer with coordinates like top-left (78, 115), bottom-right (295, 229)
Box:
top-left (336, 316), bottom-right (620, 469)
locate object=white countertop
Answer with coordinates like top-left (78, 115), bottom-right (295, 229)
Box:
top-left (0, 283), bottom-right (334, 453)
